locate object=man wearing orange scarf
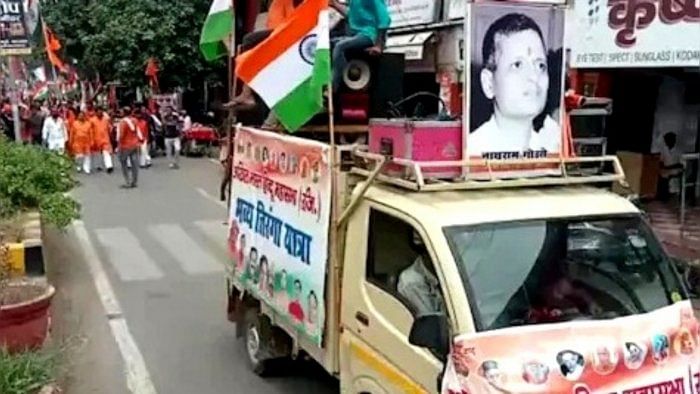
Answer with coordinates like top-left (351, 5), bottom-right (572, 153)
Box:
top-left (90, 107), bottom-right (114, 173)
top-left (71, 110), bottom-right (94, 174)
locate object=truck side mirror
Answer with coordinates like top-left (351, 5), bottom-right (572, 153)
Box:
top-left (408, 314), bottom-right (449, 360)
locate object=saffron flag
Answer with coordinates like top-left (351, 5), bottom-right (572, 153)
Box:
top-left (235, 0), bottom-right (331, 132)
top-left (199, 0), bottom-right (234, 62)
top-left (42, 21), bottom-right (67, 73)
top-left (145, 57), bottom-right (160, 92)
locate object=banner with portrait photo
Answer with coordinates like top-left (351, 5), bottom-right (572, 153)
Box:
top-left (228, 127), bottom-right (332, 345)
top-left (467, 2), bottom-right (566, 174)
top-left (441, 301), bottom-right (700, 393)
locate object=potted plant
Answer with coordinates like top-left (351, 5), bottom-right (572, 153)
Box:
top-left (0, 137), bottom-right (80, 352)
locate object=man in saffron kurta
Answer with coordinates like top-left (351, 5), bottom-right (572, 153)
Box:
top-left (71, 110), bottom-right (94, 174)
top-left (64, 105), bottom-right (77, 155)
top-left (137, 111), bottom-right (152, 168)
top-left (91, 107), bottom-right (114, 173)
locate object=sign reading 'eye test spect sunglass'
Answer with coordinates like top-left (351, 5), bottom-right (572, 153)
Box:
top-left (569, 0), bottom-right (700, 68)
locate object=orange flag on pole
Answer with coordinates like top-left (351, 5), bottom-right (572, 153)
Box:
top-left (42, 21), bottom-right (68, 73)
top-left (145, 58), bottom-right (160, 93)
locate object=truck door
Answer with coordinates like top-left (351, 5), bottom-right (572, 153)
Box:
top-left (340, 204), bottom-right (447, 393)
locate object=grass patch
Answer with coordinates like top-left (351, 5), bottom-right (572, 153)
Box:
top-left (0, 347), bottom-right (60, 394)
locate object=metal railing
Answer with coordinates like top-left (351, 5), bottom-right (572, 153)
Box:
top-left (349, 147), bottom-right (627, 192)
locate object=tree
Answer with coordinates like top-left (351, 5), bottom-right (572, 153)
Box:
top-left (41, 0), bottom-right (225, 91)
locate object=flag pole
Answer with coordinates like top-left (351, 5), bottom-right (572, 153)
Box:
top-left (224, 0), bottom-right (236, 213)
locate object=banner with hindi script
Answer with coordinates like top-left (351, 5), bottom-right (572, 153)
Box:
top-left (228, 126), bottom-right (331, 345)
top-left (569, 0), bottom-right (700, 68)
top-left (441, 301), bottom-right (700, 394)
top-left (0, 0), bottom-right (31, 55)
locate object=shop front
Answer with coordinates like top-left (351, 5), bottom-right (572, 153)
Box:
top-left (568, 0), bottom-right (700, 251)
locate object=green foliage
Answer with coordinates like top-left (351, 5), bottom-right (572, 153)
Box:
top-left (39, 194), bottom-right (81, 230)
top-left (0, 137), bottom-right (80, 228)
top-left (0, 348), bottom-right (59, 394)
top-left (41, 0), bottom-right (226, 90)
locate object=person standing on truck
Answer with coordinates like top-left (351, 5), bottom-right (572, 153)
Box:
top-left (329, 0), bottom-right (391, 90)
top-left (397, 231), bottom-right (445, 316)
top-left (468, 13), bottom-right (561, 156)
top-left (226, 0), bottom-right (305, 109)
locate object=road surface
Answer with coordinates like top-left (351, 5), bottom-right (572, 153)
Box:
top-left (46, 157), bottom-right (338, 394)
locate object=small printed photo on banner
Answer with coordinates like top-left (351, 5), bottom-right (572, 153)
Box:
top-left (622, 341), bottom-right (646, 370)
top-left (468, 2), bottom-right (565, 159)
top-left (521, 360), bottom-right (549, 384)
top-left (590, 343), bottom-right (618, 375)
top-left (556, 350), bottom-right (585, 381)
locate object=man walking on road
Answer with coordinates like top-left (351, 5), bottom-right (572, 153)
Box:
top-left (72, 110), bottom-right (95, 174)
top-left (116, 107), bottom-right (144, 189)
top-left (41, 109), bottom-right (68, 153)
top-left (91, 107), bottom-right (114, 173)
top-left (137, 110), bottom-right (152, 168)
top-left (163, 107), bottom-right (181, 169)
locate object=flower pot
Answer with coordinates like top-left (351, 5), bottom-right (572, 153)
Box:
top-left (0, 281), bottom-right (55, 352)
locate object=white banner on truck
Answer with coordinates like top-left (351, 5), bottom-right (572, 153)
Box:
top-left (228, 127), bottom-right (331, 346)
top-left (388, 0), bottom-right (438, 27)
top-left (569, 0), bottom-right (700, 68)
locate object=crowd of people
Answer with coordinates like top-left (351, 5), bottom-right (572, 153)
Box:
top-left (2, 99), bottom-right (192, 189)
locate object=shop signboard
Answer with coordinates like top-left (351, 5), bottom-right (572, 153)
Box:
top-left (0, 0), bottom-right (31, 55)
top-left (228, 127), bottom-right (331, 346)
top-left (387, 0), bottom-right (439, 28)
top-left (441, 301), bottom-right (700, 393)
top-left (570, 0), bottom-right (700, 68)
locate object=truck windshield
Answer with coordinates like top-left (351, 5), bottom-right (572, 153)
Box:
top-left (445, 216), bottom-right (686, 331)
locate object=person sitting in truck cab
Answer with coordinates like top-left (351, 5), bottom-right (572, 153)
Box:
top-left (329, 0), bottom-right (391, 91)
top-left (397, 231), bottom-right (445, 316)
top-left (528, 259), bottom-right (603, 323)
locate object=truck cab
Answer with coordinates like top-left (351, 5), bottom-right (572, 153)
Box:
top-left (339, 182), bottom-right (684, 392)
top-left (227, 144), bottom-right (690, 393)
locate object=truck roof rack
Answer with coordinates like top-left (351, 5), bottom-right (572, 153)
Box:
top-left (348, 147), bottom-right (627, 192)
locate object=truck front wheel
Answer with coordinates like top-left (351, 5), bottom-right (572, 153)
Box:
top-left (244, 309), bottom-right (271, 376)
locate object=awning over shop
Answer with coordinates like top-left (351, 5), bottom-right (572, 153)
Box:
top-left (385, 32), bottom-right (434, 61)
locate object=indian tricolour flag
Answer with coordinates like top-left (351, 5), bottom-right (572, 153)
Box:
top-left (33, 84), bottom-right (49, 101)
top-left (236, 0), bottom-right (331, 132)
top-left (199, 0), bottom-right (234, 62)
